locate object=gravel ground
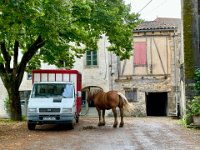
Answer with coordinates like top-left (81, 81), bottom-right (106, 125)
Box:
top-left (0, 116), bottom-right (200, 150)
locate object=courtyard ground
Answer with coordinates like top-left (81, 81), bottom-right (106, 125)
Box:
top-left (0, 116), bottom-right (200, 150)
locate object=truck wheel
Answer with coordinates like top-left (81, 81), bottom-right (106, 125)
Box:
top-left (28, 123), bottom-right (36, 130)
top-left (76, 116), bottom-right (79, 123)
top-left (70, 123), bottom-right (75, 129)
top-left (67, 121), bottom-right (75, 129)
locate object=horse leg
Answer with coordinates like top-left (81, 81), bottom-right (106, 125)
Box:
top-left (96, 107), bottom-right (102, 126)
top-left (102, 109), bottom-right (106, 126)
top-left (112, 107), bottom-right (118, 128)
top-left (119, 107), bottom-right (124, 127)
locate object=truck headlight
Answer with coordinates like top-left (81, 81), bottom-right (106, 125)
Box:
top-left (62, 108), bottom-right (72, 113)
top-left (28, 108), bottom-right (37, 113)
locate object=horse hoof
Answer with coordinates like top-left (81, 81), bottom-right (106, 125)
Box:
top-left (98, 122), bottom-right (105, 126)
top-left (113, 124), bottom-right (117, 128)
top-left (119, 123), bottom-right (124, 127)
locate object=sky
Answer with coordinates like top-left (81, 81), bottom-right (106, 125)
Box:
top-left (125, 0), bottom-right (181, 21)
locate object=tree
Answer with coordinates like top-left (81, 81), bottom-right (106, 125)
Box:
top-left (0, 0), bottom-right (141, 120)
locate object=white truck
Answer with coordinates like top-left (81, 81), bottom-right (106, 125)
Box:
top-left (27, 69), bottom-right (82, 130)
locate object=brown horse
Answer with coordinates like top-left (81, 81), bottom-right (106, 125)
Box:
top-left (88, 89), bottom-right (134, 128)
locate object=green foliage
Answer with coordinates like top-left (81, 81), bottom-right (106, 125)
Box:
top-left (180, 114), bottom-right (193, 126)
top-left (185, 68), bottom-right (200, 125)
top-left (184, 96), bottom-right (200, 125)
top-left (4, 96), bottom-right (11, 114)
top-left (26, 54), bottom-right (41, 73)
top-left (0, 0), bottom-right (141, 69)
top-left (188, 96), bottom-right (200, 116)
top-left (195, 68), bottom-right (200, 94)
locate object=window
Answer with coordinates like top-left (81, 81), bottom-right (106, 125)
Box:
top-left (133, 42), bottom-right (147, 66)
top-left (86, 50), bottom-right (97, 66)
top-left (27, 73), bottom-right (32, 80)
top-left (125, 88), bottom-right (137, 102)
top-left (62, 84), bottom-right (74, 98)
top-left (31, 83), bottom-right (74, 98)
top-left (20, 91), bottom-right (31, 101)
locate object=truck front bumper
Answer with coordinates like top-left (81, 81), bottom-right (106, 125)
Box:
top-left (27, 113), bottom-right (75, 124)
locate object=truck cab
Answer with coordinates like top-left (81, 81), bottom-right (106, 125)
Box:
top-left (27, 70), bottom-right (82, 130)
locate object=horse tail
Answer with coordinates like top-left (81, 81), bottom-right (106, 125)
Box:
top-left (117, 92), bottom-right (134, 112)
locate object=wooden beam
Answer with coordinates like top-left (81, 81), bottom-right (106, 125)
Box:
top-left (153, 38), bottom-right (166, 74)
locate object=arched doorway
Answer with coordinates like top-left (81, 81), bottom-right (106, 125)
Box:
top-left (81, 86), bottom-right (103, 116)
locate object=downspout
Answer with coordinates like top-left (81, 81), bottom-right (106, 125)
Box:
top-left (166, 37), bottom-right (169, 74)
top-left (173, 30), bottom-right (180, 117)
top-left (117, 57), bottom-right (120, 80)
top-left (121, 60), bottom-right (127, 76)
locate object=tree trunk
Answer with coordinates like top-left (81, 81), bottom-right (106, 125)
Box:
top-left (9, 87), bottom-right (22, 121)
top-left (5, 77), bottom-right (22, 121)
top-left (0, 35), bottom-right (45, 121)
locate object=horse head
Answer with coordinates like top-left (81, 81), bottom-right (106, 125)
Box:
top-left (87, 88), bottom-right (103, 102)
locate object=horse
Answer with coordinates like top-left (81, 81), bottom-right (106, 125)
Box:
top-left (88, 89), bottom-right (134, 128)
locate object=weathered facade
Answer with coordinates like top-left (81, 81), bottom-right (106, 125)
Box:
top-left (73, 35), bottom-right (111, 91)
top-left (112, 18), bottom-right (182, 116)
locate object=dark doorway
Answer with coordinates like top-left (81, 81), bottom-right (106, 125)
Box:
top-left (82, 86), bottom-right (102, 107)
top-left (81, 89), bottom-right (95, 107)
top-left (146, 92), bottom-right (168, 116)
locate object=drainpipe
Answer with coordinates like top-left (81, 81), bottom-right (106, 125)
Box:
top-left (173, 30), bottom-right (180, 117)
top-left (110, 53), bottom-right (113, 90)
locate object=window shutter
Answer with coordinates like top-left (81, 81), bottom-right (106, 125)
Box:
top-left (134, 42), bottom-right (147, 65)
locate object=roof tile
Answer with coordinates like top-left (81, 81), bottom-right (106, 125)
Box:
top-left (135, 17), bottom-right (181, 31)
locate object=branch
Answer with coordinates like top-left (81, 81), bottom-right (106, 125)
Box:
top-left (16, 35), bottom-right (45, 87)
top-left (0, 63), bottom-right (6, 74)
top-left (0, 41), bottom-right (11, 72)
top-left (13, 40), bottom-right (19, 76)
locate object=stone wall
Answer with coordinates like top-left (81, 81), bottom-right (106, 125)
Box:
top-left (114, 75), bottom-right (175, 116)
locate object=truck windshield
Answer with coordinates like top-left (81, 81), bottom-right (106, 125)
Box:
top-left (31, 83), bottom-right (74, 98)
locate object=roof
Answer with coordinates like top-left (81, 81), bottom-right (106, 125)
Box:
top-left (134, 17), bottom-right (181, 32)
top-left (32, 69), bottom-right (81, 74)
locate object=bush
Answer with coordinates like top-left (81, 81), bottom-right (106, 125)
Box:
top-left (184, 69), bottom-right (200, 125)
top-left (188, 96), bottom-right (200, 116)
top-left (180, 114), bottom-right (193, 125)
top-left (4, 97), bottom-right (11, 114)
top-left (195, 68), bottom-right (200, 94)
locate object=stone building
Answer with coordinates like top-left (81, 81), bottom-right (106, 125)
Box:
top-left (112, 18), bottom-right (182, 117)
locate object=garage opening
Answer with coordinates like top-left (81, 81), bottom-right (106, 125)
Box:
top-left (146, 92), bottom-right (168, 116)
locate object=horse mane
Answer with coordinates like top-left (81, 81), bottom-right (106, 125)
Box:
top-left (89, 88), bottom-right (103, 97)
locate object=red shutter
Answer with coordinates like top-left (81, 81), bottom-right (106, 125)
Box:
top-left (134, 42), bottom-right (147, 65)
